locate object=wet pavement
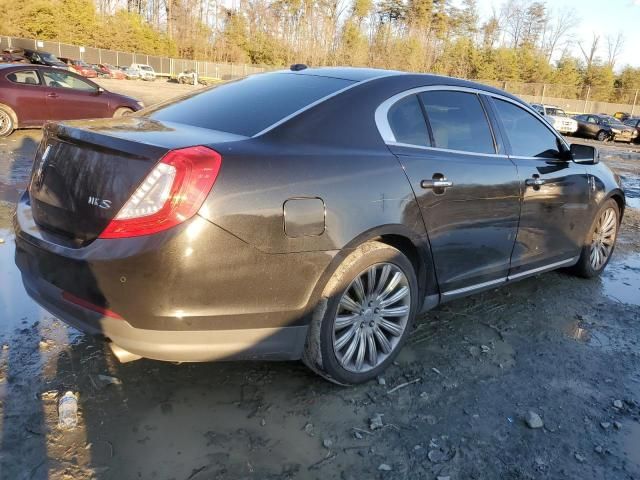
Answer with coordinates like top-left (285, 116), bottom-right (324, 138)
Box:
top-left (0, 128), bottom-right (639, 479)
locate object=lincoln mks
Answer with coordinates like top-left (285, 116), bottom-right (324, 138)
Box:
top-left (14, 67), bottom-right (625, 384)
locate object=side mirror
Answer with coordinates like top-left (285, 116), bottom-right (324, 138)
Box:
top-left (96, 86), bottom-right (105, 94)
top-left (570, 143), bottom-right (599, 164)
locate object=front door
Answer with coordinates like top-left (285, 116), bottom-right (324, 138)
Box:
top-left (41, 70), bottom-right (108, 120)
top-left (489, 97), bottom-right (591, 275)
top-left (383, 89), bottom-right (521, 297)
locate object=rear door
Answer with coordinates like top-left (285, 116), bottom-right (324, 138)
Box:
top-left (381, 88), bottom-right (521, 297)
top-left (3, 69), bottom-right (49, 126)
top-left (489, 97), bottom-right (591, 275)
top-left (41, 69), bottom-right (109, 120)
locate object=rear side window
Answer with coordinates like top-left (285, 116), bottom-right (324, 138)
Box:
top-left (419, 91), bottom-right (495, 154)
top-left (148, 73), bottom-right (354, 136)
top-left (494, 99), bottom-right (560, 158)
top-left (387, 95), bottom-right (430, 146)
top-left (6, 70), bottom-right (40, 85)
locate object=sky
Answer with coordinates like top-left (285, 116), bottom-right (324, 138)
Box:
top-left (473, 0), bottom-right (640, 70)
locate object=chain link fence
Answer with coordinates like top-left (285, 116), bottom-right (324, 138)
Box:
top-left (478, 80), bottom-right (639, 116)
top-left (1, 36), bottom-right (267, 81)
top-left (2, 35), bottom-right (639, 115)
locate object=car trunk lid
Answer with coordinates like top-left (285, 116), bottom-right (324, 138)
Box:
top-left (28, 118), bottom-right (244, 245)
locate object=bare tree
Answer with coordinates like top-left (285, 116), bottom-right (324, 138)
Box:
top-left (605, 31), bottom-right (625, 69)
top-left (540, 6), bottom-right (579, 61)
top-left (579, 33), bottom-right (600, 70)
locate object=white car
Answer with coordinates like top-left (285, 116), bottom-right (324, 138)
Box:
top-left (130, 63), bottom-right (156, 81)
top-left (531, 103), bottom-right (578, 135)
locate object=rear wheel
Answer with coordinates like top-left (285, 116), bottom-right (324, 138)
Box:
top-left (303, 241), bottom-right (418, 385)
top-left (571, 199), bottom-right (619, 278)
top-left (596, 130), bottom-right (609, 142)
top-left (113, 107), bottom-right (134, 118)
top-left (0, 106), bottom-right (15, 137)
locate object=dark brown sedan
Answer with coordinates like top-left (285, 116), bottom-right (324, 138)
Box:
top-left (0, 64), bottom-right (143, 136)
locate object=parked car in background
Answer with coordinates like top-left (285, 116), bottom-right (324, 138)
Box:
top-left (1, 48), bottom-right (28, 64)
top-left (22, 49), bottom-right (67, 69)
top-left (13, 67), bottom-right (624, 384)
top-left (0, 64), bottom-right (143, 136)
top-left (573, 114), bottom-right (638, 143)
top-left (624, 117), bottom-right (640, 143)
top-left (130, 63), bottom-right (156, 81)
top-left (60, 58), bottom-right (98, 78)
top-left (531, 103), bottom-right (578, 135)
top-left (97, 63), bottom-right (125, 79)
top-left (613, 112), bottom-right (631, 122)
top-left (121, 66), bottom-right (140, 80)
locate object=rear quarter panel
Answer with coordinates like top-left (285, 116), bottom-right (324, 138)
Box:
top-left (198, 76), bottom-right (435, 256)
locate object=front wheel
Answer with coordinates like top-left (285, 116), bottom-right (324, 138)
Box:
top-left (596, 130), bottom-right (609, 142)
top-left (571, 199), bottom-right (619, 278)
top-left (303, 241), bottom-right (418, 385)
top-left (0, 106), bottom-right (15, 137)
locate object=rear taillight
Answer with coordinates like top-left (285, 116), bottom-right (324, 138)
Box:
top-left (99, 146), bottom-right (222, 239)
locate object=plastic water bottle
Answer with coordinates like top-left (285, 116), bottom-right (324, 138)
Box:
top-left (58, 391), bottom-right (78, 429)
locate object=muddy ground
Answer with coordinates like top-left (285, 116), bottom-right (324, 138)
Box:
top-left (0, 83), bottom-right (639, 479)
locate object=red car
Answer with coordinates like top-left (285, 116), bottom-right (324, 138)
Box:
top-left (0, 64), bottom-right (143, 136)
top-left (60, 57), bottom-right (98, 78)
top-left (97, 63), bottom-right (125, 80)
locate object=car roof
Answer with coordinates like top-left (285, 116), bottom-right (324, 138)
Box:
top-left (278, 67), bottom-right (527, 102)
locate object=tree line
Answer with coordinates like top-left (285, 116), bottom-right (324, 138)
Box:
top-left (1, 0), bottom-right (639, 103)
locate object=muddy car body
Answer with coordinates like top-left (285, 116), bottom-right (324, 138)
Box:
top-left (14, 67), bottom-right (626, 384)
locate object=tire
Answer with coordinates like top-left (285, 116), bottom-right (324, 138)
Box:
top-left (596, 130), bottom-right (609, 142)
top-left (302, 241), bottom-right (419, 385)
top-left (0, 106), bottom-right (15, 137)
top-left (113, 107), bottom-right (134, 118)
top-left (570, 198), bottom-right (620, 278)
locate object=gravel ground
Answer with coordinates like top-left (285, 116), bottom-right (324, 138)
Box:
top-left (0, 88), bottom-right (639, 480)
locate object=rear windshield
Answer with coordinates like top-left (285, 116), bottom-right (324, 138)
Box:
top-left (148, 73), bottom-right (355, 136)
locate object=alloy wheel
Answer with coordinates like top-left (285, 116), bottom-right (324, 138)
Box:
top-left (590, 207), bottom-right (617, 271)
top-left (332, 263), bottom-right (411, 373)
top-left (0, 110), bottom-right (11, 136)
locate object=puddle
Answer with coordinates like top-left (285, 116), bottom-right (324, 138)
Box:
top-left (619, 173), bottom-right (640, 210)
top-left (0, 181), bottom-right (26, 203)
top-left (601, 256), bottom-right (640, 306)
top-left (0, 228), bottom-right (48, 337)
top-left (565, 321), bottom-right (611, 349)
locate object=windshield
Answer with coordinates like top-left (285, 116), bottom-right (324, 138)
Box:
top-left (601, 116), bottom-right (625, 127)
top-left (140, 65), bottom-right (153, 71)
top-left (41, 52), bottom-right (61, 62)
top-left (546, 107), bottom-right (566, 117)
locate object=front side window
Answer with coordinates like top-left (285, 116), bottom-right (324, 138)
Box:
top-left (387, 95), bottom-right (430, 147)
top-left (419, 90), bottom-right (495, 154)
top-left (494, 99), bottom-right (560, 158)
top-left (6, 70), bottom-right (40, 86)
top-left (43, 71), bottom-right (96, 91)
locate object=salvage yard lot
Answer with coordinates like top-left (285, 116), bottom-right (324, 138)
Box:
top-left (0, 82), bottom-right (639, 479)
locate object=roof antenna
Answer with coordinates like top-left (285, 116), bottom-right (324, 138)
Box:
top-left (290, 64), bottom-right (308, 71)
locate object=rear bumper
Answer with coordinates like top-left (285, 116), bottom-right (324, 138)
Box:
top-left (20, 271), bottom-right (307, 361)
top-left (14, 193), bottom-right (334, 361)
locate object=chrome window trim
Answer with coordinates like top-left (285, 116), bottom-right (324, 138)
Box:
top-left (388, 141), bottom-right (509, 159)
top-left (375, 84), bottom-right (570, 153)
top-left (252, 73), bottom-right (400, 138)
